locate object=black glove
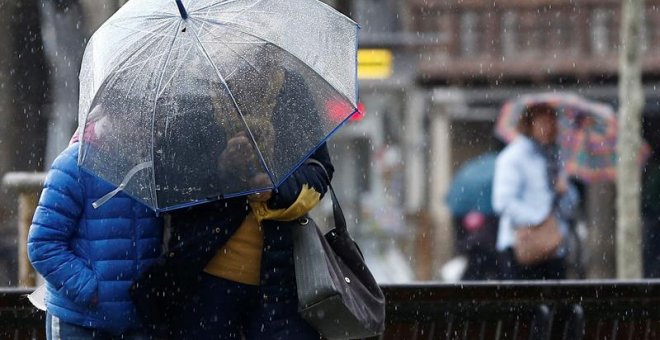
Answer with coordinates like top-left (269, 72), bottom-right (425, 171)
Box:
top-left (268, 146), bottom-right (333, 209)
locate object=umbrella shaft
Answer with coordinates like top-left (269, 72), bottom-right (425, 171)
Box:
top-left (175, 0), bottom-right (188, 19)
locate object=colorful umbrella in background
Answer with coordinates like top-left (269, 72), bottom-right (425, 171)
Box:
top-left (495, 92), bottom-right (651, 183)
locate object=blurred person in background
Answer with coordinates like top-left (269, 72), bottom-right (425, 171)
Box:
top-left (445, 152), bottom-right (500, 281)
top-left (492, 103), bottom-right (579, 280)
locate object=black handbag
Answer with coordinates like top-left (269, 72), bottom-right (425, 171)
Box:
top-left (292, 160), bottom-right (386, 339)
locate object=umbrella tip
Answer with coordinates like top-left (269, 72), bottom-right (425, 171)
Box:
top-left (175, 0), bottom-right (188, 20)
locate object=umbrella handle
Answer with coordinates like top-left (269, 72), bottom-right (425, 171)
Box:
top-left (175, 0), bottom-right (188, 19)
top-left (92, 161), bottom-right (153, 209)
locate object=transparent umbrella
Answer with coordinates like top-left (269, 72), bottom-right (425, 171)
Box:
top-left (76, 0), bottom-right (359, 212)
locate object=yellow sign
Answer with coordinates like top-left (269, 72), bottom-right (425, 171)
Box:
top-left (358, 49), bottom-right (393, 80)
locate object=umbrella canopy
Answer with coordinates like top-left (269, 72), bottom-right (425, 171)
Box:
top-left (445, 152), bottom-right (497, 216)
top-left (77, 0), bottom-right (358, 212)
top-left (495, 92), bottom-right (650, 183)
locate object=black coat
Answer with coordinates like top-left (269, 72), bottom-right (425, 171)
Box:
top-left (132, 145), bottom-right (334, 336)
top-left (132, 69), bottom-right (336, 335)
top-left (161, 68), bottom-right (335, 287)
top-left (167, 142), bottom-right (333, 277)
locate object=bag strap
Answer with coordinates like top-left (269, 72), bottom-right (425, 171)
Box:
top-left (304, 158), bottom-right (347, 233)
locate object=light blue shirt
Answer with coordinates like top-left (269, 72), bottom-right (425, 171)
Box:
top-left (492, 136), bottom-right (573, 252)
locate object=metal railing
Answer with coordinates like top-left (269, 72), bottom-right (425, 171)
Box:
top-left (3, 281), bottom-right (660, 340)
top-left (381, 280), bottom-right (660, 340)
top-left (1, 172), bottom-right (46, 287)
top-left (0, 288), bottom-right (44, 340)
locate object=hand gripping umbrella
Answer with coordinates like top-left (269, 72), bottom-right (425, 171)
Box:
top-left (76, 0), bottom-right (359, 212)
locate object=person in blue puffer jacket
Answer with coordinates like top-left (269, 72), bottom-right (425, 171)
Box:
top-left (27, 142), bottom-right (163, 339)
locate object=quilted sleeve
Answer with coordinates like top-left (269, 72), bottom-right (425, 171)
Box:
top-left (27, 148), bottom-right (98, 306)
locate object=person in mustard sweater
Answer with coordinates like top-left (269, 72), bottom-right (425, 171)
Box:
top-left (131, 64), bottom-right (334, 339)
top-left (133, 149), bottom-right (331, 340)
top-left (180, 144), bottom-right (332, 339)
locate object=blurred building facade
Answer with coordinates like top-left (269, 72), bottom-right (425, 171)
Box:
top-left (2, 0), bottom-right (660, 284)
top-left (336, 0), bottom-right (660, 280)
top-left (0, 0), bottom-right (128, 285)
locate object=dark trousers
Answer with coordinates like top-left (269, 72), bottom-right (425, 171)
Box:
top-left (174, 273), bottom-right (319, 340)
top-left (498, 248), bottom-right (566, 280)
top-left (463, 248), bottom-right (500, 280)
top-left (643, 216), bottom-right (660, 278)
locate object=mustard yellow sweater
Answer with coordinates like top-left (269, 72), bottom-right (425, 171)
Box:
top-left (204, 185), bottom-right (321, 285)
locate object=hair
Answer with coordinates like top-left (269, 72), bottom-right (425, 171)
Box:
top-left (516, 102), bottom-right (557, 137)
top-left (208, 49), bottom-right (285, 165)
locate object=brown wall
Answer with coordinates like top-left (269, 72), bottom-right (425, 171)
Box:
top-left (407, 0), bottom-right (660, 83)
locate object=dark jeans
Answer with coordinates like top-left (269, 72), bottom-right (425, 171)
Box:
top-left (643, 216), bottom-right (660, 278)
top-left (498, 248), bottom-right (566, 280)
top-left (45, 313), bottom-right (151, 340)
top-left (463, 248), bottom-right (500, 280)
top-left (174, 273), bottom-right (319, 340)
top-left (453, 215), bottom-right (499, 280)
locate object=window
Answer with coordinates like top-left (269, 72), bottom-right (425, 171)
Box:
top-left (350, 0), bottom-right (402, 34)
top-left (591, 8), bottom-right (611, 56)
top-left (460, 11), bottom-right (480, 57)
top-left (501, 10), bottom-right (517, 58)
top-left (318, 0), bottom-right (350, 16)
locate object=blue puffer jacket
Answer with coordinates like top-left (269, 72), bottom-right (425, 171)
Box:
top-left (27, 144), bottom-right (162, 334)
